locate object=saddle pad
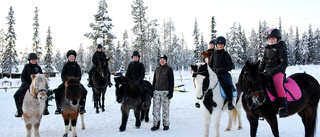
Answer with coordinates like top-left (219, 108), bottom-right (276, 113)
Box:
top-left (219, 82), bottom-right (237, 99)
top-left (267, 78), bottom-right (302, 102)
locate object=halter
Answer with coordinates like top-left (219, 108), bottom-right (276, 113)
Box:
top-left (193, 69), bottom-right (219, 100)
top-left (243, 71), bottom-right (266, 110)
top-left (32, 89), bottom-right (47, 99)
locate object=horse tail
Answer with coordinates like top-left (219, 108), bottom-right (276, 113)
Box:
top-left (232, 108), bottom-right (238, 126)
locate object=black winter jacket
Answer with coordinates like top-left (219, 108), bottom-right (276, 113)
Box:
top-left (21, 63), bottom-right (43, 87)
top-left (209, 49), bottom-right (234, 75)
top-left (259, 41), bottom-right (288, 75)
top-left (153, 64), bottom-right (174, 93)
top-left (61, 61), bottom-right (82, 83)
top-left (92, 51), bottom-right (106, 67)
top-left (125, 61), bottom-right (145, 85)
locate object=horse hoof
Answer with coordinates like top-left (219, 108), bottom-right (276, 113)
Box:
top-left (82, 127), bottom-right (85, 130)
top-left (119, 127), bottom-right (126, 132)
top-left (96, 110), bottom-right (99, 114)
top-left (238, 127), bottom-right (243, 130)
top-left (102, 108), bottom-right (105, 112)
top-left (225, 128), bottom-right (231, 131)
top-left (145, 117), bottom-right (149, 122)
top-left (136, 126), bottom-right (140, 129)
top-left (63, 133), bottom-right (68, 137)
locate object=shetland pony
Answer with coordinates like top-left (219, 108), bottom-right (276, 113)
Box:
top-left (191, 63), bottom-right (242, 137)
top-left (202, 50), bottom-right (212, 63)
top-left (22, 74), bottom-right (49, 137)
top-left (92, 58), bottom-right (110, 113)
top-left (61, 77), bottom-right (85, 137)
top-left (114, 76), bottom-right (152, 132)
top-left (237, 61), bottom-right (320, 137)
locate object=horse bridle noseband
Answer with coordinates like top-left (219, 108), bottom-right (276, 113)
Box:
top-left (32, 89), bottom-right (47, 99)
top-left (243, 71), bottom-right (266, 110)
top-left (193, 70), bottom-right (219, 99)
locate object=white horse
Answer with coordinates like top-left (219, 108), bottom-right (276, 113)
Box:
top-left (191, 63), bottom-right (242, 137)
top-left (22, 74), bottom-right (49, 137)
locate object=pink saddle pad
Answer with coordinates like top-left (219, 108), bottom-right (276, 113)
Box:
top-left (266, 78), bottom-right (302, 102)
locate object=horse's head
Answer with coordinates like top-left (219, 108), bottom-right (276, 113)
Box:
top-left (64, 77), bottom-right (82, 106)
top-left (30, 74), bottom-right (49, 102)
top-left (202, 50), bottom-right (212, 63)
top-left (114, 76), bottom-right (128, 103)
top-left (238, 60), bottom-right (266, 109)
top-left (98, 58), bottom-right (109, 78)
top-left (191, 63), bottom-right (215, 100)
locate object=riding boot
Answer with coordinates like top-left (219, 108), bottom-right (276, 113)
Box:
top-left (14, 97), bottom-right (22, 117)
top-left (79, 96), bottom-right (86, 113)
top-left (278, 97), bottom-right (288, 118)
top-left (226, 87), bottom-right (234, 110)
top-left (43, 99), bottom-right (50, 115)
top-left (55, 98), bottom-right (61, 114)
top-left (87, 69), bottom-right (93, 88)
top-left (151, 121), bottom-right (160, 131)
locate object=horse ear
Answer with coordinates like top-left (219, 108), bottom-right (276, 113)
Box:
top-left (245, 60), bottom-right (250, 70)
top-left (191, 65), bottom-right (197, 72)
top-left (31, 74), bottom-right (36, 80)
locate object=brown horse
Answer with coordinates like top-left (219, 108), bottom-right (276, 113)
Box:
top-left (61, 77), bottom-right (85, 137)
top-left (237, 60), bottom-right (320, 137)
top-left (22, 74), bottom-right (49, 137)
top-left (202, 50), bottom-right (212, 63)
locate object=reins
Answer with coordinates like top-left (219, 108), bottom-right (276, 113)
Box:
top-left (32, 89), bottom-right (47, 99)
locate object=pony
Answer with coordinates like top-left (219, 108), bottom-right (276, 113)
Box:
top-left (92, 58), bottom-right (111, 113)
top-left (202, 50), bottom-right (212, 63)
top-left (237, 60), bottom-right (320, 137)
top-left (191, 63), bottom-right (242, 137)
top-left (114, 76), bottom-right (153, 132)
top-left (22, 74), bottom-right (49, 137)
top-left (61, 77), bottom-right (85, 137)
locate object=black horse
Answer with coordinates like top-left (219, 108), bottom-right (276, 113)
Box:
top-left (114, 76), bottom-right (153, 132)
top-left (92, 58), bottom-right (111, 113)
top-left (237, 60), bottom-right (320, 137)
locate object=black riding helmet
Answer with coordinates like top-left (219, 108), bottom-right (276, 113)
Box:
top-left (67, 50), bottom-right (77, 58)
top-left (216, 36), bottom-right (226, 45)
top-left (267, 28), bottom-right (281, 41)
top-left (209, 40), bottom-right (215, 44)
top-left (131, 51), bottom-right (140, 58)
top-left (28, 53), bottom-right (38, 61)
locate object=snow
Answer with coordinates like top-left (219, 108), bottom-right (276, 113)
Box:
top-left (0, 65), bottom-right (320, 137)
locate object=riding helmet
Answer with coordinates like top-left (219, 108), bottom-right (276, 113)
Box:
top-left (267, 28), bottom-right (281, 40)
top-left (216, 36), bottom-right (226, 45)
top-left (28, 53), bottom-right (38, 60)
top-left (209, 40), bottom-right (215, 44)
top-left (132, 51), bottom-right (140, 58)
top-left (67, 50), bottom-right (77, 58)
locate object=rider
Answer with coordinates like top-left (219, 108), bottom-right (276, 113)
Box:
top-left (209, 36), bottom-right (235, 110)
top-left (259, 28), bottom-right (288, 118)
top-left (53, 50), bottom-right (88, 114)
top-left (208, 40), bottom-right (215, 53)
top-left (13, 53), bottom-right (49, 117)
top-left (125, 51), bottom-right (149, 109)
top-left (88, 44), bottom-right (111, 88)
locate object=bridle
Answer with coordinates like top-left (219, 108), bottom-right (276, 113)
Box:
top-left (192, 69), bottom-right (218, 100)
top-left (95, 63), bottom-right (108, 78)
top-left (32, 89), bottom-right (47, 99)
top-left (243, 71), bottom-right (266, 110)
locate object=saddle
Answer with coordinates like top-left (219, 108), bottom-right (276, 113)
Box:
top-left (218, 82), bottom-right (237, 99)
top-left (266, 77), bottom-right (302, 102)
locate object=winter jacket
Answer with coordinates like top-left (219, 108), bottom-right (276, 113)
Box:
top-left (259, 41), bottom-right (288, 75)
top-left (61, 61), bottom-right (82, 83)
top-left (92, 51), bottom-right (106, 67)
top-left (209, 49), bottom-right (234, 75)
top-left (153, 64), bottom-right (174, 93)
top-left (125, 61), bottom-right (145, 85)
top-left (21, 63), bottom-right (43, 87)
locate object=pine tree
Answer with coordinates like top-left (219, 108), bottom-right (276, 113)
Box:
top-left (145, 19), bottom-right (159, 71)
top-left (314, 28), bottom-right (320, 64)
top-left (131, 0), bottom-right (148, 61)
top-left (122, 30), bottom-right (131, 70)
top-left (32, 7), bottom-right (42, 63)
top-left (77, 44), bottom-right (85, 74)
top-left (114, 41), bottom-right (122, 71)
top-left (53, 48), bottom-right (63, 72)
top-left (278, 16), bottom-right (282, 34)
top-left (20, 47), bottom-right (29, 64)
top-left (0, 29), bottom-right (6, 77)
top-left (238, 24), bottom-right (248, 66)
top-left (193, 18), bottom-right (201, 63)
top-left (1, 7), bottom-right (19, 78)
top-left (301, 32), bottom-right (308, 65)
top-left (211, 16), bottom-right (217, 42)
top-left (43, 27), bottom-right (54, 76)
top-left (257, 21), bottom-right (268, 61)
top-left (307, 24), bottom-right (316, 64)
top-left (228, 22), bottom-right (242, 67)
top-left (294, 27), bottom-right (302, 65)
top-left (248, 28), bottom-right (259, 62)
top-left (287, 26), bottom-right (295, 65)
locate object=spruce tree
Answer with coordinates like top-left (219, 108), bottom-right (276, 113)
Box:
top-left (193, 18), bottom-right (201, 63)
top-left (43, 27), bottom-right (54, 76)
top-left (53, 48), bottom-right (63, 72)
top-left (122, 30), bottom-right (131, 70)
top-left (32, 7), bottom-right (42, 63)
top-left (211, 16), bottom-right (217, 43)
top-left (77, 44), bottom-right (85, 74)
top-left (294, 27), bottom-right (302, 65)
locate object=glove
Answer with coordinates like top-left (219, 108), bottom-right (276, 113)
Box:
top-left (264, 71), bottom-right (273, 77)
top-left (134, 81), bottom-right (139, 86)
top-left (108, 82), bottom-right (113, 87)
top-left (167, 92), bottom-right (173, 99)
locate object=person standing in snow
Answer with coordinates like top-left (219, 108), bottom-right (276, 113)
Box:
top-left (53, 50), bottom-right (87, 114)
top-left (259, 28), bottom-right (288, 118)
top-left (13, 53), bottom-right (49, 117)
top-left (151, 55), bottom-right (174, 131)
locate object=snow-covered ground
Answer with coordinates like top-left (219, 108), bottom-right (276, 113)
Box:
top-left (0, 65), bottom-right (320, 137)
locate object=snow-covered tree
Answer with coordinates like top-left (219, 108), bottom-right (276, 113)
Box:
top-left (122, 30), bottom-right (131, 70)
top-left (211, 16), bottom-right (217, 42)
top-left (301, 32), bottom-right (308, 65)
top-left (114, 41), bottom-right (122, 71)
top-left (228, 22), bottom-right (242, 67)
top-left (145, 19), bottom-right (159, 71)
top-left (43, 27), bottom-right (54, 76)
top-left (307, 24), bottom-right (316, 64)
top-left (1, 7), bottom-right (19, 78)
top-left (19, 47), bottom-right (29, 64)
top-left (77, 44), bottom-right (85, 74)
top-left (278, 16), bottom-right (282, 34)
top-left (32, 7), bottom-right (42, 63)
top-left (257, 21), bottom-right (268, 61)
top-left (238, 24), bottom-right (248, 67)
top-left (314, 28), bottom-right (320, 64)
top-left (248, 28), bottom-right (259, 62)
top-left (193, 18), bottom-right (201, 63)
top-left (53, 48), bottom-right (63, 72)
top-left (287, 26), bottom-right (295, 65)
top-left (0, 29), bottom-right (6, 69)
top-left (294, 27), bottom-right (302, 65)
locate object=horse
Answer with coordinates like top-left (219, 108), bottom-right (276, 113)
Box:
top-left (92, 58), bottom-right (110, 113)
top-left (202, 50), bottom-right (212, 63)
top-left (191, 63), bottom-right (242, 137)
top-left (61, 77), bottom-right (85, 137)
top-left (237, 60), bottom-right (320, 137)
top-left (22, 74), bottom-right (49, 137)
top-left (114, 76), bottom-right (153, 132)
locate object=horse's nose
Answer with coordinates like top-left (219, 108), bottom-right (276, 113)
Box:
top-left (72, 100), bottom-right (78, 105)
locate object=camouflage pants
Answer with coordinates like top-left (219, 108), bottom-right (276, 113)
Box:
top-left (152, 90), bottom-right (170, 127)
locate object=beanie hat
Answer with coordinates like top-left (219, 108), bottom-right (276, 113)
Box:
top-left (67, 50), bottom-right (77, 58)
top-left (97, 44), bottom-right (103, 49)
top-left (160, 55), bottom-right (167, 62)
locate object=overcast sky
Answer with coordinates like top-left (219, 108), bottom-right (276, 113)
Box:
top-left (1, 0), bottom-right (320, 57)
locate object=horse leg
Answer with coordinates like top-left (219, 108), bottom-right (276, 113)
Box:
top-left (134, 108), bottom-right (142, 128)
top-left (140, 109), bottom-right (145, 122)
top-left (145, 108), bottom-right (150, 122)
top-left (298, 106), bottom-right (318, 137)
top-left (200, 102), bottom-right (211, 137)
top-left (236, 107), bottom-right (243, 130)
top-left (70, 113), bottom-right (79, 137)
top-left (63, 119), bottom-right (69, 137)
top-left (25, 123), bottom-right (32, 137)
top-left (246, 114), bottom-right (259, 137)
top-left (264, 115), bottom-right (279, 137)
top-left (33, 122), bottom-right (40, 137)
top-left (212, 110), bottom-right (222, 137)
top-left (94, 91), bottom-right (100, 114)
top-left (80, 113), bottom-right (85, 130)
top-left (119, 106), bottom-right (129, 132)
top-left (101, 91), bottom-right (106, 112)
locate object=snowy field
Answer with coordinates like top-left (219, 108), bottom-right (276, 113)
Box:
top-left (0, 65), bottom-right (320, 137)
